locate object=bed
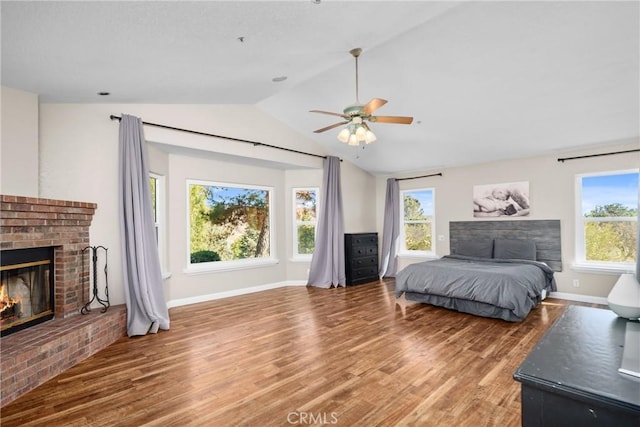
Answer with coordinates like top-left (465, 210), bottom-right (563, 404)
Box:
top-left (395, 220), bottom-right (561, 322)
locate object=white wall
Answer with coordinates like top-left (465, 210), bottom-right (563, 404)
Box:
top-left (14, 89), bottom-right (633, 303)
top-left (36, 102), bottom-right (376, 306)
top-left (1, 86), bottom-right (39, 196)
top-left (376, 139), bottom-right (639, 298)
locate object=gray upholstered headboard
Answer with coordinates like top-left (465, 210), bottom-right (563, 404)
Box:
top-left (449, 220), bottom-right (562, 271)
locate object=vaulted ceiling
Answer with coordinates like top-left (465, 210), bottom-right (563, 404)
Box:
top-left (2, 1), bottom-right (638, 175)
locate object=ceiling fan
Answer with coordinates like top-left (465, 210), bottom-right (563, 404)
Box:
top-left (310, 47), bottom-right (413, 145)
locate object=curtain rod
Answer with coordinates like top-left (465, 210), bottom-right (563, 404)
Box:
top-left (110, 114), bottom-right (333, 161)
top-left (396, 172), bottom-right (443, 181)
top-left (557, 148), bottom-right (639, 163)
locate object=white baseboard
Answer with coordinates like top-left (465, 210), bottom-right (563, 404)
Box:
top-left (549, 291), bottom-right (608, 306)
top-left (167, 280), bottom-right (307, 309)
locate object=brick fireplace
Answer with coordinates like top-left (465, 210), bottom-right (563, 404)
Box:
top-left (0, 195), bottom-right (126, 407)
top-left (0, 195), bottom-right (97, 318)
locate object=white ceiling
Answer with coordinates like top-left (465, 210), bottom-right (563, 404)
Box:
top-left (2, 1), bottom-right (638, 175)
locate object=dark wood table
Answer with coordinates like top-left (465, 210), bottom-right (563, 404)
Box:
top-left (514, 305), bottom-right (640, 426)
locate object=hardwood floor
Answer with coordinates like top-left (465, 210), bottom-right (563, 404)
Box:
top-left (1, 280), bottom-right (603, 426)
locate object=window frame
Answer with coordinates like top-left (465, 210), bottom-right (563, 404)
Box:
top-left (574, 168), bottom-right (638, 274)
top-left (185, 179), bottom-right (277, 273)
top-left (292, 187), bottom-right (319, 261)
top-left (398, 187), bottom-right (436, 258)
top-left (149, 173), bottom-right (168, 277)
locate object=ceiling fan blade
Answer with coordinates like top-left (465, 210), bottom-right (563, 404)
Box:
top-left (362, 98), bottom-right (388, 115)
top-left (310, 110), bottom-right (349, 119)
top-left (371, 115), bottom-right (414, 125)
top-left (313, 121), bottom-right (349, 133)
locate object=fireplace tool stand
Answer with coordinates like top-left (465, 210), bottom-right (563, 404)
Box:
top-left (81, 245), bottom-right (110, 314)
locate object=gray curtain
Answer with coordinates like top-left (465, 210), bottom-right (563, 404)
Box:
top-left (307, 156), bottom-right (346, 288)
top-left (118, 114), bottom-right (170, 336)
top-left (379, 178), bottom-right (400, 278)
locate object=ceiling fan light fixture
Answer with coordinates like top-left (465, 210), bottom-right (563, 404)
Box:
top-left (311, 47), bottom-right (413, 144)
top-left (337, 121), bottom-right (376, 146)
top-left (365, 129), bottom-right (376, 144)
top-left (337, 128), bottom-right (350, 143)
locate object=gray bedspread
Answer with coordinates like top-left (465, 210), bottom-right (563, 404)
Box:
top-left (395, 255), bottom-right (557, 321)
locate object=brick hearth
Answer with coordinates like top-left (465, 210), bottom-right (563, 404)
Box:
top-left (0, 305), bottom-right (126, 407)
top-left (0, 195), bottom-right (127, 407)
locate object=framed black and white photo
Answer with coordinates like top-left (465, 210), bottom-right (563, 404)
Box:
top-left (473, 181), bottom-right (530, 217)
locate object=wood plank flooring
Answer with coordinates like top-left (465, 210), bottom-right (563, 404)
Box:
top-left (0, 279), bottom-right (602, 426)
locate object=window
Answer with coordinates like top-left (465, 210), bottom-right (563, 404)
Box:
top-left (187, 180), bottom-right (274, 270)
top-left (400, 188), bottom-right (435, 255)
top-left (576, 170), bottom-right (638, 271)
top-left (293, 188), bottom-right (318, 259)
top-left (149, 173), bottom-right (167, 274)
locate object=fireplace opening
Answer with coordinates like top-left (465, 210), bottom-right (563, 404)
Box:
top-left (1, 247), bottom-right (54, 337)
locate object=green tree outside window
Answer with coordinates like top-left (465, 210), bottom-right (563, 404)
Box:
top-left (189, 183), bottom-right (271, 263)
top-left (295, 189), bottom-right (317, 255)
top-left (402, 189), bottom-right (434, 252)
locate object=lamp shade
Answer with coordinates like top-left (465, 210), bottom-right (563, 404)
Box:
top-left (336, 118), bottom-right (377, 146)
top-left (337, 128), bottom-right (350, 143)
top-left (608, 273), bottom-right (640, 319)
top-left (365, 130), bottom-right (376, 143)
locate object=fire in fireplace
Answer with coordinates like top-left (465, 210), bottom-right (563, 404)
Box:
top-left (1, 247), bottom-right (54, 336)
